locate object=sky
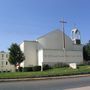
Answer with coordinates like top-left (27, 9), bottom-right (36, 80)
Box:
top-left (0, 0), bottom-right (90, 51)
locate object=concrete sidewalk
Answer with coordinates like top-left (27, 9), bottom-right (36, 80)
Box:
top-left (0, 74), bottom-right (90, 82)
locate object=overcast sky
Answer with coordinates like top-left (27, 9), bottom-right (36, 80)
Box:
top-left (0, 0), bottom-right (90, 51)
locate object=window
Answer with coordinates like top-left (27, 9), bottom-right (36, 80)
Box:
top-left (6, 61), bottom-right (8, 65)
top-left (6, 54), bottom-right (8, 58)
top-left (1, 61), bottom-right (4, 66)
top-left (2, 54), bottom-right (4, 60)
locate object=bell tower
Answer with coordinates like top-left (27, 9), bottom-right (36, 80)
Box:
top-left (71, 28), bottom-right (81, 44)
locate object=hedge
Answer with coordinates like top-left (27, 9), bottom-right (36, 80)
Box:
top-left (32, 66), bottom-right (41, 71)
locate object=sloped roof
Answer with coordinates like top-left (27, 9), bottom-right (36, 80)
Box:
top-left (37, 29), bottom-right (73, 50)
top-left (37, 29), bottom-right (61, 40)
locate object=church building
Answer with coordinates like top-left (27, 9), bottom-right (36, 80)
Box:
top-left (20, 28), bottom-right (83, 68)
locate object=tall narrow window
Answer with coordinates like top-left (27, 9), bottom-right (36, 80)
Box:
top-left (6, 61), bottom-right (8, 65)
top-left (2, 54), bottom-right (4, 60)
top-left (1, 61), bottom-right (4, 67)
top-left (6, 54), bottom-right (8, 58)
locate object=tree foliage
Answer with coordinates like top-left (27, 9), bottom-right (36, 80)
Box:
top-left (83, 40), bottom-right (90, 61)
top-left (8, 43), bottom-right (25, 66)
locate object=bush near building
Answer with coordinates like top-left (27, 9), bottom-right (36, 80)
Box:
top-left (32, 66), bottom-right (41, 71)
top-left (19, 63), bottom-right (69, 72)
top-left (53, 62), bottom-right (69, 68)
top-left (20, 66), bottom-right (41, 72)
top-left (43, 64), bottom-right (52, 71)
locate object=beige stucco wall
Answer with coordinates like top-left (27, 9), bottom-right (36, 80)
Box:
top-left (20, 41), bottom-right (38, 67)
top-left (42, 49), bottom-right (83, 65)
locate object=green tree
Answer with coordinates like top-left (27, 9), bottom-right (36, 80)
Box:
top-left (83, 40), bottom-right (90, 61)
top-left (8, 43), bottom-right (25, 68)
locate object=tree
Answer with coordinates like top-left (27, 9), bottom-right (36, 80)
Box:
top-left (8, 43), bottom-right (25, 69)
top-left (83, 40), bottom-right (90, 61)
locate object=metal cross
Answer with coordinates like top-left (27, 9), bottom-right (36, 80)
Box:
top-left (60, 19), bottom-right (67, 49)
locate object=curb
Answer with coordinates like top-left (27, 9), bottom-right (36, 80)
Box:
top-left (0, 74), bottom-right (90, 82)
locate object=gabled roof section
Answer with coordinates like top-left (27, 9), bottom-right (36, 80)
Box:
top-left (37, 29), bottom-right (73, 50)
top-left (37, 29), bottom-right (61, 40)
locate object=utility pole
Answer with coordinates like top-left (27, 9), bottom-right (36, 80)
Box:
top-left (60, 19), bottom-right (67, 61)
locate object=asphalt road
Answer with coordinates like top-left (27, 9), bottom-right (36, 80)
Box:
top-left (0, 77), bottom-right (90, 90)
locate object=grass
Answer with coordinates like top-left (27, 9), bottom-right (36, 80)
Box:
top-left (0, 65), bottom-right (90, 79)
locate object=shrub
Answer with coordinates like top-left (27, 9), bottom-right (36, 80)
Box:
top-left (53, 62), bottom-right (69, 68)
top-left (85, 61), bottom-right (90, 65)
top-left (32, 66), bottom-right (41, 71)
top-left (22, 67), bottom-right (33, 72)
top-left (77, 63), bottom-right (86, 66)
top-left (18, 67), bottom-right (23, 72)
top-left (43, 64), bottom-right (51, 71)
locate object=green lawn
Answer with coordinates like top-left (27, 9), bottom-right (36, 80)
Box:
top-left (0, 65), bottom-right (90, 79)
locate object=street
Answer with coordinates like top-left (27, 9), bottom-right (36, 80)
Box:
top-left (0, 76), bottom-right (90, 90)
